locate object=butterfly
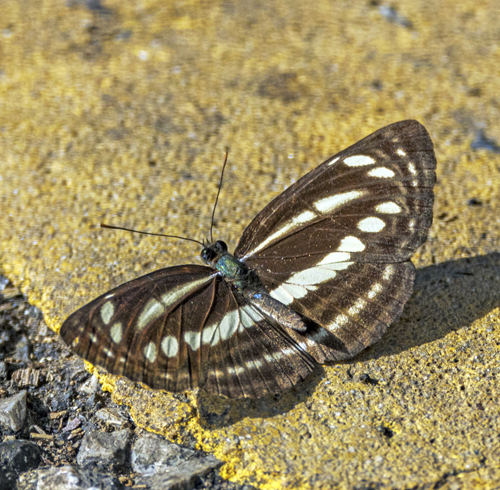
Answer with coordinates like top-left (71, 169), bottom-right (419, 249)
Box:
top-left (60, 120), bottom-right (437, 398)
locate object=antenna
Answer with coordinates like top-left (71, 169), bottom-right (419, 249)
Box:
top-left (100, 223), bottom-right (205, 247)
top-left (210, 151), bottom-right (228, 243)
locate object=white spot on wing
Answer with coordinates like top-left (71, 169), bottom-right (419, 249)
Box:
top-left (270, 281), bottom-right (318, 305)
top-left (338, 236), bottom-right (365, 252)
top-left (337, 314), bottom-right (349, 325)
top-left (328, 314), bottom-right (349, 332)
top-left (314, 190), bottom-right (366, 214)
top-left (383, 265), bottom-right (395, 280)
top-left (184, 331), bottom-right (201, 351)
top-left (239, 308), bottom-right (255, 329)
top-left (268, 345), bottom-right (307, 362)
top-left (239, 305), bottom-right (264, 330)
top-left (229, 366), bottom-right (246, 376)
top-left (241, 305), bottom-right (264, 323)
top-left (368, 167), bottom-right (395, 178)
top-left (110, 322), bottom-right (123, 344)
top-left (288, 267), bottom-right (337, 285)
top-left (367, 282), bottom-right (383, 299)
top-left (161, 276), bottom-right (213, 307)
top-left (270, 286), bottom-right (294, 305)
top-left (161, 335), bottom-right (178, 357)
top-left (328, 156), bottom-right (341, 166)
top-left (210, 328), bottom-right (221, 347)
top-left (250, 359), bottom-right (263, 369)
top-left (283, 283), bottom-right (316, 299)
top-left (348, 299), bottom-right (366, 316)
top-left (396, 148), bottom-right (406, 156)
top-left (219, 310), bottom-right (239, 340)
top-left (103, 347), bottom-right (114, 358)
top-left (246, 210), bottom-right (317, 257)
top-left (310, 328), bottom-right (330, 343)
top-left (318, 252), bottom-right (351, 264)
top-left (138, 298), bottom-right (165, 330)
top-left (376, 202), bottom-right (401, 214)
top-left (144, 342), bottom-right (157, 363)
top-left (264, 353), bottom-right (281, 363)
top-left (101, 301), bottom-right (114, 325)
top-left (408, 162), bottom-right (417, 175)
top-left (344, 155), bottom-right (375, 167)
top-left (202, 323), bottom-right (218, 344)
top-left (318, 262), bottom-right (352, 272)
top-left (358, 217), bottom-right (386, 233)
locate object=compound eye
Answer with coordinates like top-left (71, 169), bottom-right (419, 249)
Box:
top-left (215, 240), bottom-right (228, 252)
top-left (201, 247), bottom-right (216, 262)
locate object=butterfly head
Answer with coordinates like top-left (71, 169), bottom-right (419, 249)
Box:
top-left (200, 240), bottom-right (229, 266)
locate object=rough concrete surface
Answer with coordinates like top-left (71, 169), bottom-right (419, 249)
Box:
top-left (1, 0), bottom-right (500, 488)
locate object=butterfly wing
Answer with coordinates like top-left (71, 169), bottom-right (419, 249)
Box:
top-left (235, 120), bottom-right (436, 360)
top-left (61, 120), bottom-right (436, 399)
top-left (203, 299), bottom-right (316, 398)
top-left (60, 264), bottom-right (316, 398)
top-left (60, 265), bottom-right (218, 392)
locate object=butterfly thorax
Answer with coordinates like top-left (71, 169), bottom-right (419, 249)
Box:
top-left (200, 240), bottom-right (259, 290)
top-left (201, 240), bottom-right (309, 333)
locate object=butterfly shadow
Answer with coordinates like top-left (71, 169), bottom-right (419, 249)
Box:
top-left (197, 253), bottom-right (500, 429)
top-left (355, 252), bottom-right (500, 363)
top-left (196, 364), bottom-right (325, 428)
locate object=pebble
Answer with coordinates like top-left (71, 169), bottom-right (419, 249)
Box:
top-left (0, 390), bottom-right (27, 432)
top-left (76, 428), bottom-right (132, 469)
top-left (17, 465), bottom-right (124, 490)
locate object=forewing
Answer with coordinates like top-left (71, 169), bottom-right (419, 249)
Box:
top-left (235, 120), bottom-right (436, 263)
top-left (60, 265), bottom-right (221, 392)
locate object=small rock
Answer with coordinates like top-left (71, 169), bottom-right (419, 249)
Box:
top-left (80, 375), bottom-right (99, 394)
top-left (0, 275), bottom-right (9, 292)
top-left (14, 336), bottom-right (31, 363)
top-left (132, 434), bottom-right (222, 490)
top-left (135, 456), bottom-right (223, 490)
top-left (1, 286), bottom-right (21, 299)
top-left (76, 429), bottom-right (132, 469)
top-left (0, 440), bottom-right (44, 486)
top-left (18, 465), bottom-right (124, 490)
top-left (62, 416), bottom-right (81, 432)
top-left (95, 408), bottom-right (129, 429)
top-left (131, 433), bottom-right (201, 475)
top-left (471, 129), bottom-right (500, 153)
top-left (0, 390), bottom-right (27, 431)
